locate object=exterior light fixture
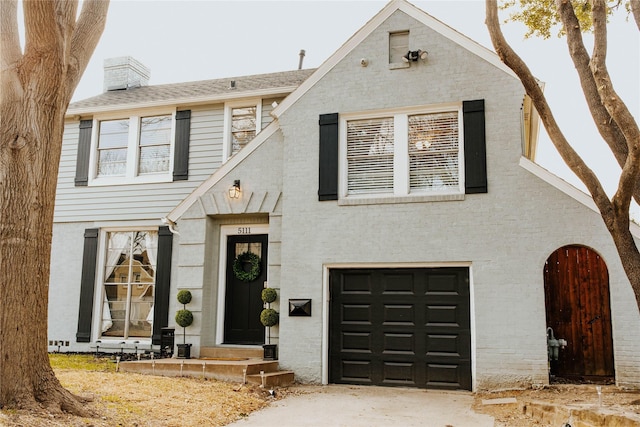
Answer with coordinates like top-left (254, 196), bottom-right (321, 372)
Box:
top-left (402, 49), bottom-right (428, 62)
top-left (229, 180), bottom-right (241, 199)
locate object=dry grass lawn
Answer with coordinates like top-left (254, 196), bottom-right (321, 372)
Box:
top-left (0, 355), bottom-right (274, 427)
top-left (4, 355), bottom-right (640, 426)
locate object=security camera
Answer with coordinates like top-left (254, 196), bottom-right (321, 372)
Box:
top-left (360, 58), bottom-right (369, 67)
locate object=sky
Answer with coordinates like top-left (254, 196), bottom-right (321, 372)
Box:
top-left (51, 1), bottom-right (640, 215)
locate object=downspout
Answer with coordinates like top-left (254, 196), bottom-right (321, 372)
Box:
top-left (161, 217), bottom-right (179, 235)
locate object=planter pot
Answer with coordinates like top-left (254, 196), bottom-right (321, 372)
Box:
top-left (263, 344), bottom-right (277, 361)
top-left (177, 343), bottom-right (192, 359)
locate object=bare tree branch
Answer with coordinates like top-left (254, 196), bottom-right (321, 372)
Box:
top-left (0, 0), bottom-right (22, 66)
top-left (0, 0), bottom-right (24, 109)
top-left (555, 0), bottom-right (640, 204)
top-left (590, 0), bottom-right (640, 214)
top-left (631, 0), bottom-right (640, 30)
top-left (485, 0), bottom-right (613, 224)
top-left (68, 0), bottom-right (109, 92)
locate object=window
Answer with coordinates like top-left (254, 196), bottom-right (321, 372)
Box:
top-left (408, 112), bottom-right (460, 191)
top-left (346, 117), bottom-right (395, 194)
top-left (91, 113), bottom-right (174, 184)
top-left (101, 230), bottom-right (157, 339)
top-left (97, 119), bottom-right (129, 176)
top-left (342, 105), bottom-right (463, 198)
top-left (389, 31), bottom-right (409, 64)
top-left (138, 115), bottom-right (172, 174)
top-left (223, 101), bottom-right (262, 160)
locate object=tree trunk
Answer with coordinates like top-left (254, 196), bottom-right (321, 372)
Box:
top-left (485, 0), bottom-right (640, 313)
top-left (0, 0), bottom-right (108, 414)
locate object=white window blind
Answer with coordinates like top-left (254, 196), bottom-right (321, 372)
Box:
top-left (409, 112), bottom-right (459, 192)
top-left (347, 117), bottom-right (394, 195)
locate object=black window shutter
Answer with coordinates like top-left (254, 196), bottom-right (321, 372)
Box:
top-left (463, 100), bottom-right (487, 194)
top-left (318, 113), bottom-right (339, 201)
top-left (76, 228), bottom-right (99, 342)
top-left (173, 110), bottom-right (191, 181)
top-left (152, 226), bottom-right (174, 345)
top-left (74, 120), bottom-right (93, 187)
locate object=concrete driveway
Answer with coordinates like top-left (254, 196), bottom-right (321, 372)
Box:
top-left (227, 384), bottom-right (494, 427)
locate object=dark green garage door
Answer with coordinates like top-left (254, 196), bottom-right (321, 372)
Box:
top-left (329, 268), bottom-right (471, 390)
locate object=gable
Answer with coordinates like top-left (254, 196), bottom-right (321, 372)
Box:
top-left (271, 0), bottom-right (518, 120)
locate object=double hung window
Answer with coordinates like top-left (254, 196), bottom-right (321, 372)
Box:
top-left (92, 113), bottom-right (174, 184)
top-left (223, 101), bottom-right (262, 160)
top-left (343, 105), bottom-right (463, 198)
top-left (101, 230), bottom-right (157, 339)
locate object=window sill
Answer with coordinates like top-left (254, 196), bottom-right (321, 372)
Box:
top-left (389, 62), bottom-right (410, 70)
top-left (338, 193), bottom-right (464, 206)
top-left (89, 174), bottom-right (172, 187)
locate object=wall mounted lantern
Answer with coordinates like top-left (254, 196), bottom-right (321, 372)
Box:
top-left (228, 180), bottom-right (241, 199)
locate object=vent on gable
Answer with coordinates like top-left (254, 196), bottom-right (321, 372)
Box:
top-left (103, 56), bottom-right (150, 92)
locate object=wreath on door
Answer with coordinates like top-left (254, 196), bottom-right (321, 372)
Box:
top-left (232, 251), bottom-right (261, 282)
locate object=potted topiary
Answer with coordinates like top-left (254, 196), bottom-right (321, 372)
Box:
top-left (260, 288), bottom-right (279, 360)
top-left (175, 289), bottom-right (193, 359)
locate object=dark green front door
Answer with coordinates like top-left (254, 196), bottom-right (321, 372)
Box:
top-left (224, 234), bottom-right (268, 344)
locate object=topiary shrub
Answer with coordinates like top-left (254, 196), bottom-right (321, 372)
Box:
top-left (260, 308), bottom-right (279, 328)
top-left (177, 289), bottom-right (192, 305)
top-left (175, 309), bottom-right (193, 328)
top-left (261, 288), bottom-right (277, 304)
top-left (175, 290), bottom-right (193, 349)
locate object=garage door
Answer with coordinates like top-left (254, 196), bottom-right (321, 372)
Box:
top-left (329, 268), bottom-right (471, 390)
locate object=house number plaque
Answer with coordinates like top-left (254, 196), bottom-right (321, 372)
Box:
top-left (237, 227), bottom-right (251, 234)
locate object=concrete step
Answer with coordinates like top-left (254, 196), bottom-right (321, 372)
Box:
top-left (119, 357), bottom-right (293, 385)
top-left (247, 370), bottom-right (295, 388)
top-left (199, 346), bottom-right (263, 359)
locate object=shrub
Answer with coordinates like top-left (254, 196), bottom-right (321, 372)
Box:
top-left (261, 288), bottom-right (277, 304)
top-left (177, 289), bottom-right (192, 305)
top-left (260, 308), bottom-right (279, 327)
top-left (175, 309), bottom-right (194, 328)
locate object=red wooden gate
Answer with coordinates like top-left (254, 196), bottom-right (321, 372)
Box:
top-left (543, 245), bottom-right (614, 380)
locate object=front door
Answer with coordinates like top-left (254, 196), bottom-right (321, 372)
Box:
top-left (544, 245), bottom-right (615, 381)
top-left (224, 234), bottom-right (267, 344)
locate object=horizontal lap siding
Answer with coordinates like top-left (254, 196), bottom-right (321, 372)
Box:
top-left (55, 98), bottom-right (284, 223)
top-left (55, 106), bottom-right (223, 222)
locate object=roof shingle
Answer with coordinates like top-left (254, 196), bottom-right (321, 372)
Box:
top-left (68, 68), bottom-right (316, 113)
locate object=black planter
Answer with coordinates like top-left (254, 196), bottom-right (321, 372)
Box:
top-left (263, 344), bottom-right (277, 360)
top-left (177, 343), bottom-right (192, 359)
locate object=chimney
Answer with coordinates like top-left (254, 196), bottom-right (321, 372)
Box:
top-left (103, 56), bottom-right (150, 92)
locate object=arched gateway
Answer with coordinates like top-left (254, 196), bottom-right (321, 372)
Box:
top-left (543, 245), bottom-right (615, 382)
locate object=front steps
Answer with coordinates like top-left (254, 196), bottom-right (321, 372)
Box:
top-left (119, 346), bottom-right (294, 388)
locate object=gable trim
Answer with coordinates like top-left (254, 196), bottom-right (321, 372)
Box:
top-left (165, 120), bottom-right (280, 222)
top-left (271, 0), bottom-right (518, 120)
